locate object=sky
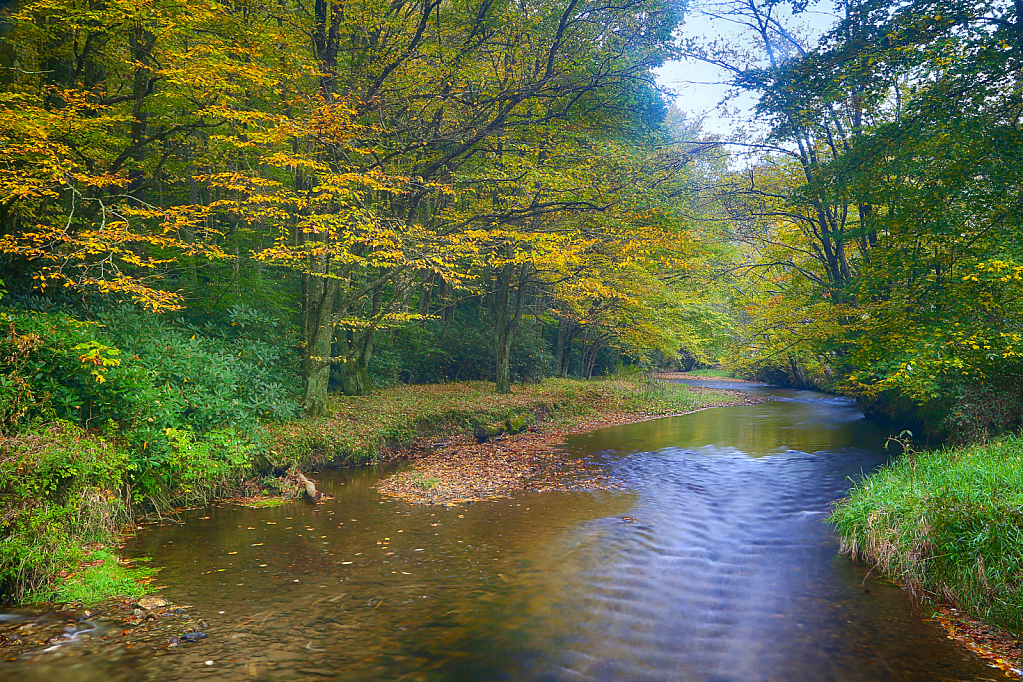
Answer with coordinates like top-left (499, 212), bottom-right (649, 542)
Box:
top-left (654, 0), bottom-right (841, 138)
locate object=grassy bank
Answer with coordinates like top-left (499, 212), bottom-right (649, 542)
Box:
top-left (1, 375), bottom-right (740, 605)
top-left (267, 375), bottom-right (741, 467)
top-left (831, 433), bottom-right (1023, 634)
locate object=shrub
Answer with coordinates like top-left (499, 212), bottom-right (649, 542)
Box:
top-left (0, 306), bottom-right (301, 501)
top-left (0, 421), bottom-right (145, 603)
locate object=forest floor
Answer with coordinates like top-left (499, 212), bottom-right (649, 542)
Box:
top-left (373, 379), bottom-right (765, 505)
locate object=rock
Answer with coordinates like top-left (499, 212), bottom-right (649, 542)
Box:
top-left (138, 596), bottom-right (169, 610)
top-left (171, 631), bottom-right (207, 643)
top-left (473, 424), bottom-right (504, 443)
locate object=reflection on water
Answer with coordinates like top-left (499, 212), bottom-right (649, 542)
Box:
top-left (571, 386), bottom-right (880, 457)
top-left (2, 383), bottom-right (1010, 681)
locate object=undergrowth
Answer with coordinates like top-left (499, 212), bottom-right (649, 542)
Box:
top-left (831, 433), bottom-right (1023, 633)
top-left (0, 422), bottom-right (150, 604)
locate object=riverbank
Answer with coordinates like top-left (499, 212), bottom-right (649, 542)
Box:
top-left (831, 433), bottom-right (1023, 672)
top-left (376, 380), bottom-right (765, 504)
top-left (653, 371), bottom-right (756, 382)
top-left (0, 376), bottom-right (759, 606)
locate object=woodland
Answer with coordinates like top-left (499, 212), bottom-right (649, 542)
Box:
top-left (0, 0), bottom-right (1022, 612)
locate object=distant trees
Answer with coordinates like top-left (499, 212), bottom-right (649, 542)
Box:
top-left (693, 0), bottom-right (1023, 435)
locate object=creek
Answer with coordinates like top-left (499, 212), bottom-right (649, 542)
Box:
top-left (2, 381), bottom-right (1013, 681)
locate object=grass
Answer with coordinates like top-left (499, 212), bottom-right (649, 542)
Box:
top-left (32, 550), bottom-right (154, 604)
top-left (685, 368), bottom-right (735, 378)
top-left (0, 422), bottom-right (148, 605)
top-left (266, 376), bottom-right (729, 467)
top-left (831, 433), bottom-right (1023, 634)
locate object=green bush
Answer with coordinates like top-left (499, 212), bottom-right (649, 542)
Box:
top-left (0, 421), bottom-right (149, 604)
top-left (0, 306), bottom-right (301, 500)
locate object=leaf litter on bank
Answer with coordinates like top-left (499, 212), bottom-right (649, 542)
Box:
top-left (933, 605), bottom-right (1023, 679)
top-left (377, 389), bottom-right (766, 505)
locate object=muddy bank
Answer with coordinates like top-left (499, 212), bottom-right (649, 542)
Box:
top-left (377, 388), bottom-right (767, 505)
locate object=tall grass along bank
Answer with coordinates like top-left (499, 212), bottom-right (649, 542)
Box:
top-left (831, 434), bottom-right (1023, 634)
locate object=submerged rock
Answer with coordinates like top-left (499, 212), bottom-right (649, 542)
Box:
top-left (137, 596), bottom-right (169, 610)
top-left (169, 630), bottom-right (207, 644)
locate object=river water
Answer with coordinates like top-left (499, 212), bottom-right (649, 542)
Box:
top-left (2, 381), bottom-right (1012, 681)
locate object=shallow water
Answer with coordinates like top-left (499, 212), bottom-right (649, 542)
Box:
top-left (2, 383), bottom-right (1011, 681)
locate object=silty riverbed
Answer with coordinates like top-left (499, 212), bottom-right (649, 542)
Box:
top-left (1, 381), bottom-right (1013, 681)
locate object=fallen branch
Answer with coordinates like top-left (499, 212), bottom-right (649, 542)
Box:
top-left (292, 470), bottom-right (323, 500)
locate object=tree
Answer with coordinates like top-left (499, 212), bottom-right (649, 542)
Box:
top-left (692, 0), bottom-right (1023, 430)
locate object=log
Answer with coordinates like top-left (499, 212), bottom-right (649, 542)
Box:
top-left (294, 471), bottom-right (323, 500)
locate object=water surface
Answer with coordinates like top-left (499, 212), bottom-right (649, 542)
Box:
top-left (2, 382), bottom-right (1009, 681)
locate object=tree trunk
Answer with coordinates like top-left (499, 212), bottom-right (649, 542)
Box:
top-left (585, 338), bottom-right (603, 379)
top-left (495, 337), bottom-right (512, 394)
top-left (554, 318), bottom-right (570, 374)
top-left (492, 259), bottom-right (529, 394)
top-left (787, 354), bottom-right (809, 389)
top-left (338, 359), bottom-right (373, 396)
top-left (301, 270), bottom-right (339, 418)
top-left (419, 272), bottom-right (435, 317)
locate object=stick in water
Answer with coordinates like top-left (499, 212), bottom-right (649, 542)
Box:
top-left (294, 471), bottom-right (323, 500)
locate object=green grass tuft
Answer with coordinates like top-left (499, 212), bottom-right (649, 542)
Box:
top-left (34, 550), bottom-right (154, 605)
top-left (831, 433), bottom-right (1023, 633)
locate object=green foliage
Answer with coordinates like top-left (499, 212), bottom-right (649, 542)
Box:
top-left (160, 427), bottom-right (258, 505)
top-left (0, 421), bottom-right (144, 604)
top-left (0, 310), bottom-right (148, 429)
top-left (709, 0), bottom-right (1023, 432)
top-left (832, 434), bottom-right (1023, 633)
top-left (369, 314), bottom-right (554, 387)
top-left (95, 305), bottom-right (301, 432)
top-left (0, 306), bottom-right (300, 500)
